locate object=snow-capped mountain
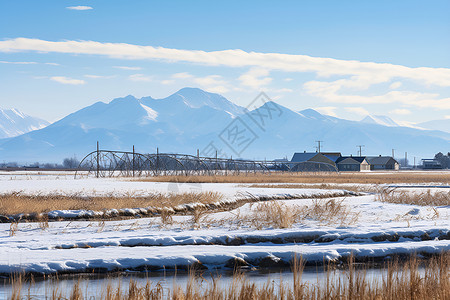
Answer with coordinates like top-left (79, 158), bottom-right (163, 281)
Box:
top-left (361, 115), bottom-right (399, 127)
top-left (0, 87), bottom-right (449, 162)
top-left (0, 108), bottom-right (49, 138)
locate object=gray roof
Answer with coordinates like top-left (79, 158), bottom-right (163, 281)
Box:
top-left (323, 153), bottom-right (341, 162)
top-left (366, 156), bottom-right (397, 165)
top-left (291, 152), bottom-right (318, 162)
top-left (336, 156), bottom-right (367, 164)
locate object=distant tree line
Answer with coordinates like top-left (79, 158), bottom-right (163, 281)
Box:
top-left (0, 157), bottom-right (81, 169)
top-left (434, 152), bottom-right (450, 169)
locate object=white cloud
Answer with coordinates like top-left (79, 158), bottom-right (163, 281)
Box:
top-left (0, 60), bottom-right (37, 65)
top-left (390, 109), bottom-right (411, 115)
top-left (445, 115), bottom-right (450, 119)
top-left (202, 85), bottom-right (229, 94)
top-left (389, 81), bottom-right (402, 89)
top-left (50, 76), bottom-right (85, 85)
top-left (2, 38), bottom-right (449, 87)
top-left (172, 72), bottom-right (193, 79)
top-left (129, 74), bottom-right (153, 82)
top-left (84, 74), bottom-right (115, 79)
top-left (304, 79), bottom-right (450, 109)
top-left (66, 6), bottom-right (93, 11)
top-left (269, 88), bottom-right (293, 93)
top-left (113, 66), bottom-right (142, 70)
top-left (238, 67), bottom-right (272, 89)
top-left (315, 106), bottom-right (338, 117)
top-left (0, 60), bottom-right (59, 65)
top-left (345, 107), bottom-right (369, 116)
top-left (192, 75), bottom-right (229, 93)
top-left (168, 72), bottom-right (229, 93)
top-left (284, 78), bottom-right (293, 82)
top-left (161, 79), bottom-right (174, 85)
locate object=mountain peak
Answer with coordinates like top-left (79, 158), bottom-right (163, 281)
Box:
top-left (361, 115), bottom-right (398, 127)
top-left (298, 108), bottom-right (333, 121)
top-left (163, 87), bottom-right (246, 116)
top-left (109, 95), bottom-right (138, 105)
top-left (0, 108), bottom-right (49, 138)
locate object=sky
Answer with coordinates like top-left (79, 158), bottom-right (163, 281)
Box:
top-left (0, 0), bottom-right (449, 124)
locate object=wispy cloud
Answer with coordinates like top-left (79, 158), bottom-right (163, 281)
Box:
top-left (113, 66), bottom-right (142, 70)
top-left (390, 109), bottom-right (411, 115)
top-left (84, 74), bottom-right (115, 79)
top-left (192, 75), bottom-right (229, 93)
top-left (66, 6), bottom-right (93, 11)
top-left (0, 60), bottom-right (59, 65)
top-left (315, 106), bottom-right (338, 117)
top-left (2, 38), bottom-right (449, 110)
top-left (389, 81), bottom-right (402, 89)
top-left (129, 74), bottom-right (153, 82)
top-left (172, 72), bottom-right (193, 79)
top-left (304, 79), bottom-right (450, 109)
top-left (166, 72), bottom-right (229, 93)
top-left (345, 107), bottom-right (369, 116)
top-left (1, 38), bottom-right (449, 87)
top-left (50, 76), bottom-right (85, 85)
top-left (0, 60), bottom-right (37, 65)
top-left (238, 67), bottom-right (272, 89)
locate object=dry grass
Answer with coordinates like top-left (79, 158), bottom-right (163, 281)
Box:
top-left (230, 198), bottom-right (359, 229)
top-left (135, 171), bottom-right (450, 185)
top-left (248, 183), bottom-right (372, 193)
top-left (8, 253), bottom-right (449, 299)
top-left (378, 189), bottom-right (450, 206)
top-left (0, 191), bottom-right (223, 216)
top-left (9, 221), bottom-right (18, 236)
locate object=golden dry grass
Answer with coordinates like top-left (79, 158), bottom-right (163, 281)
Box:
top-left (136, 171), bottom-right (450, 185)
top-left (231, 199), bottom-right (359, 229)
top-left (8, 253), bottom-right (449, 300)
top-left (247, 183), bottom-right (371, 192)
top-left (378, 189), bottom-right (450, 206)
top-left (0, 191), bottom-right (223, 216)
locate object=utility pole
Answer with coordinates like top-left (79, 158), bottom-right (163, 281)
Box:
top-left (392, 149), bottom-right (395, 158)
top-left (357, 145), bottom-right (365, 156)
top-left (405, 152), bottom-right (408, 167)
top-left (96, 141), bottom-right (99, 178)
top-left (215, 150), bottom-right (218, 175)
top-left (315, 140), bottom-right (323, 153)
top-left (156, 147), bottom-right (159, 176)
top-left (132, 145), bottom-right (135, 177)
top-left (414, 157), bottom-right (416, 169)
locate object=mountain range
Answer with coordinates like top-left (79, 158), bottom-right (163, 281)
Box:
top-left (0, 87), bottom-right (449, 163)
top-left (0, 108), bottom-right (49, 139)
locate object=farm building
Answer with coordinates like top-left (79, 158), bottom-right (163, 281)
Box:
top-left (321, 152), bottom-right (342, 163)
top-left (366, 156), bottom-right (400, 170)
top-left (291, 152), bottom-right (336, 165)
top-left (335, 156), bottom-right (371, 171)
top-left (421, 159), bottom-right (442, 169)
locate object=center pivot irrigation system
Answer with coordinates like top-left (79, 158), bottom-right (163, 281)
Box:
top-left (75, 144), bottom-right (338, 178)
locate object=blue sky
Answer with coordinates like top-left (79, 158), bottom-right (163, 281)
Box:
top-left (0, 0), bottom-right (449, 124)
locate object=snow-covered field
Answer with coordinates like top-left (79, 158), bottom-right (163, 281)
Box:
top-left (0, 172), bottom-right (449, 276)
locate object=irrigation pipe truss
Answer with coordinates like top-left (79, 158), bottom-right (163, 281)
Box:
top-left (75, 145), bottom-right (338, 178)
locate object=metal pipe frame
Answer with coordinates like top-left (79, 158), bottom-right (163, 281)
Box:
top-left (75, 149), bottom-right (338, 178)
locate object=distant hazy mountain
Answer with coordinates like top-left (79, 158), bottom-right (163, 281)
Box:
top-left (361, 115), bottom-right (399, 127)
top-left (0, 87), bottom-right (449, 162)
top-left (0, 108), bottom-right (49, 138)
top-left (417, 119), bottom-right (450, 133)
